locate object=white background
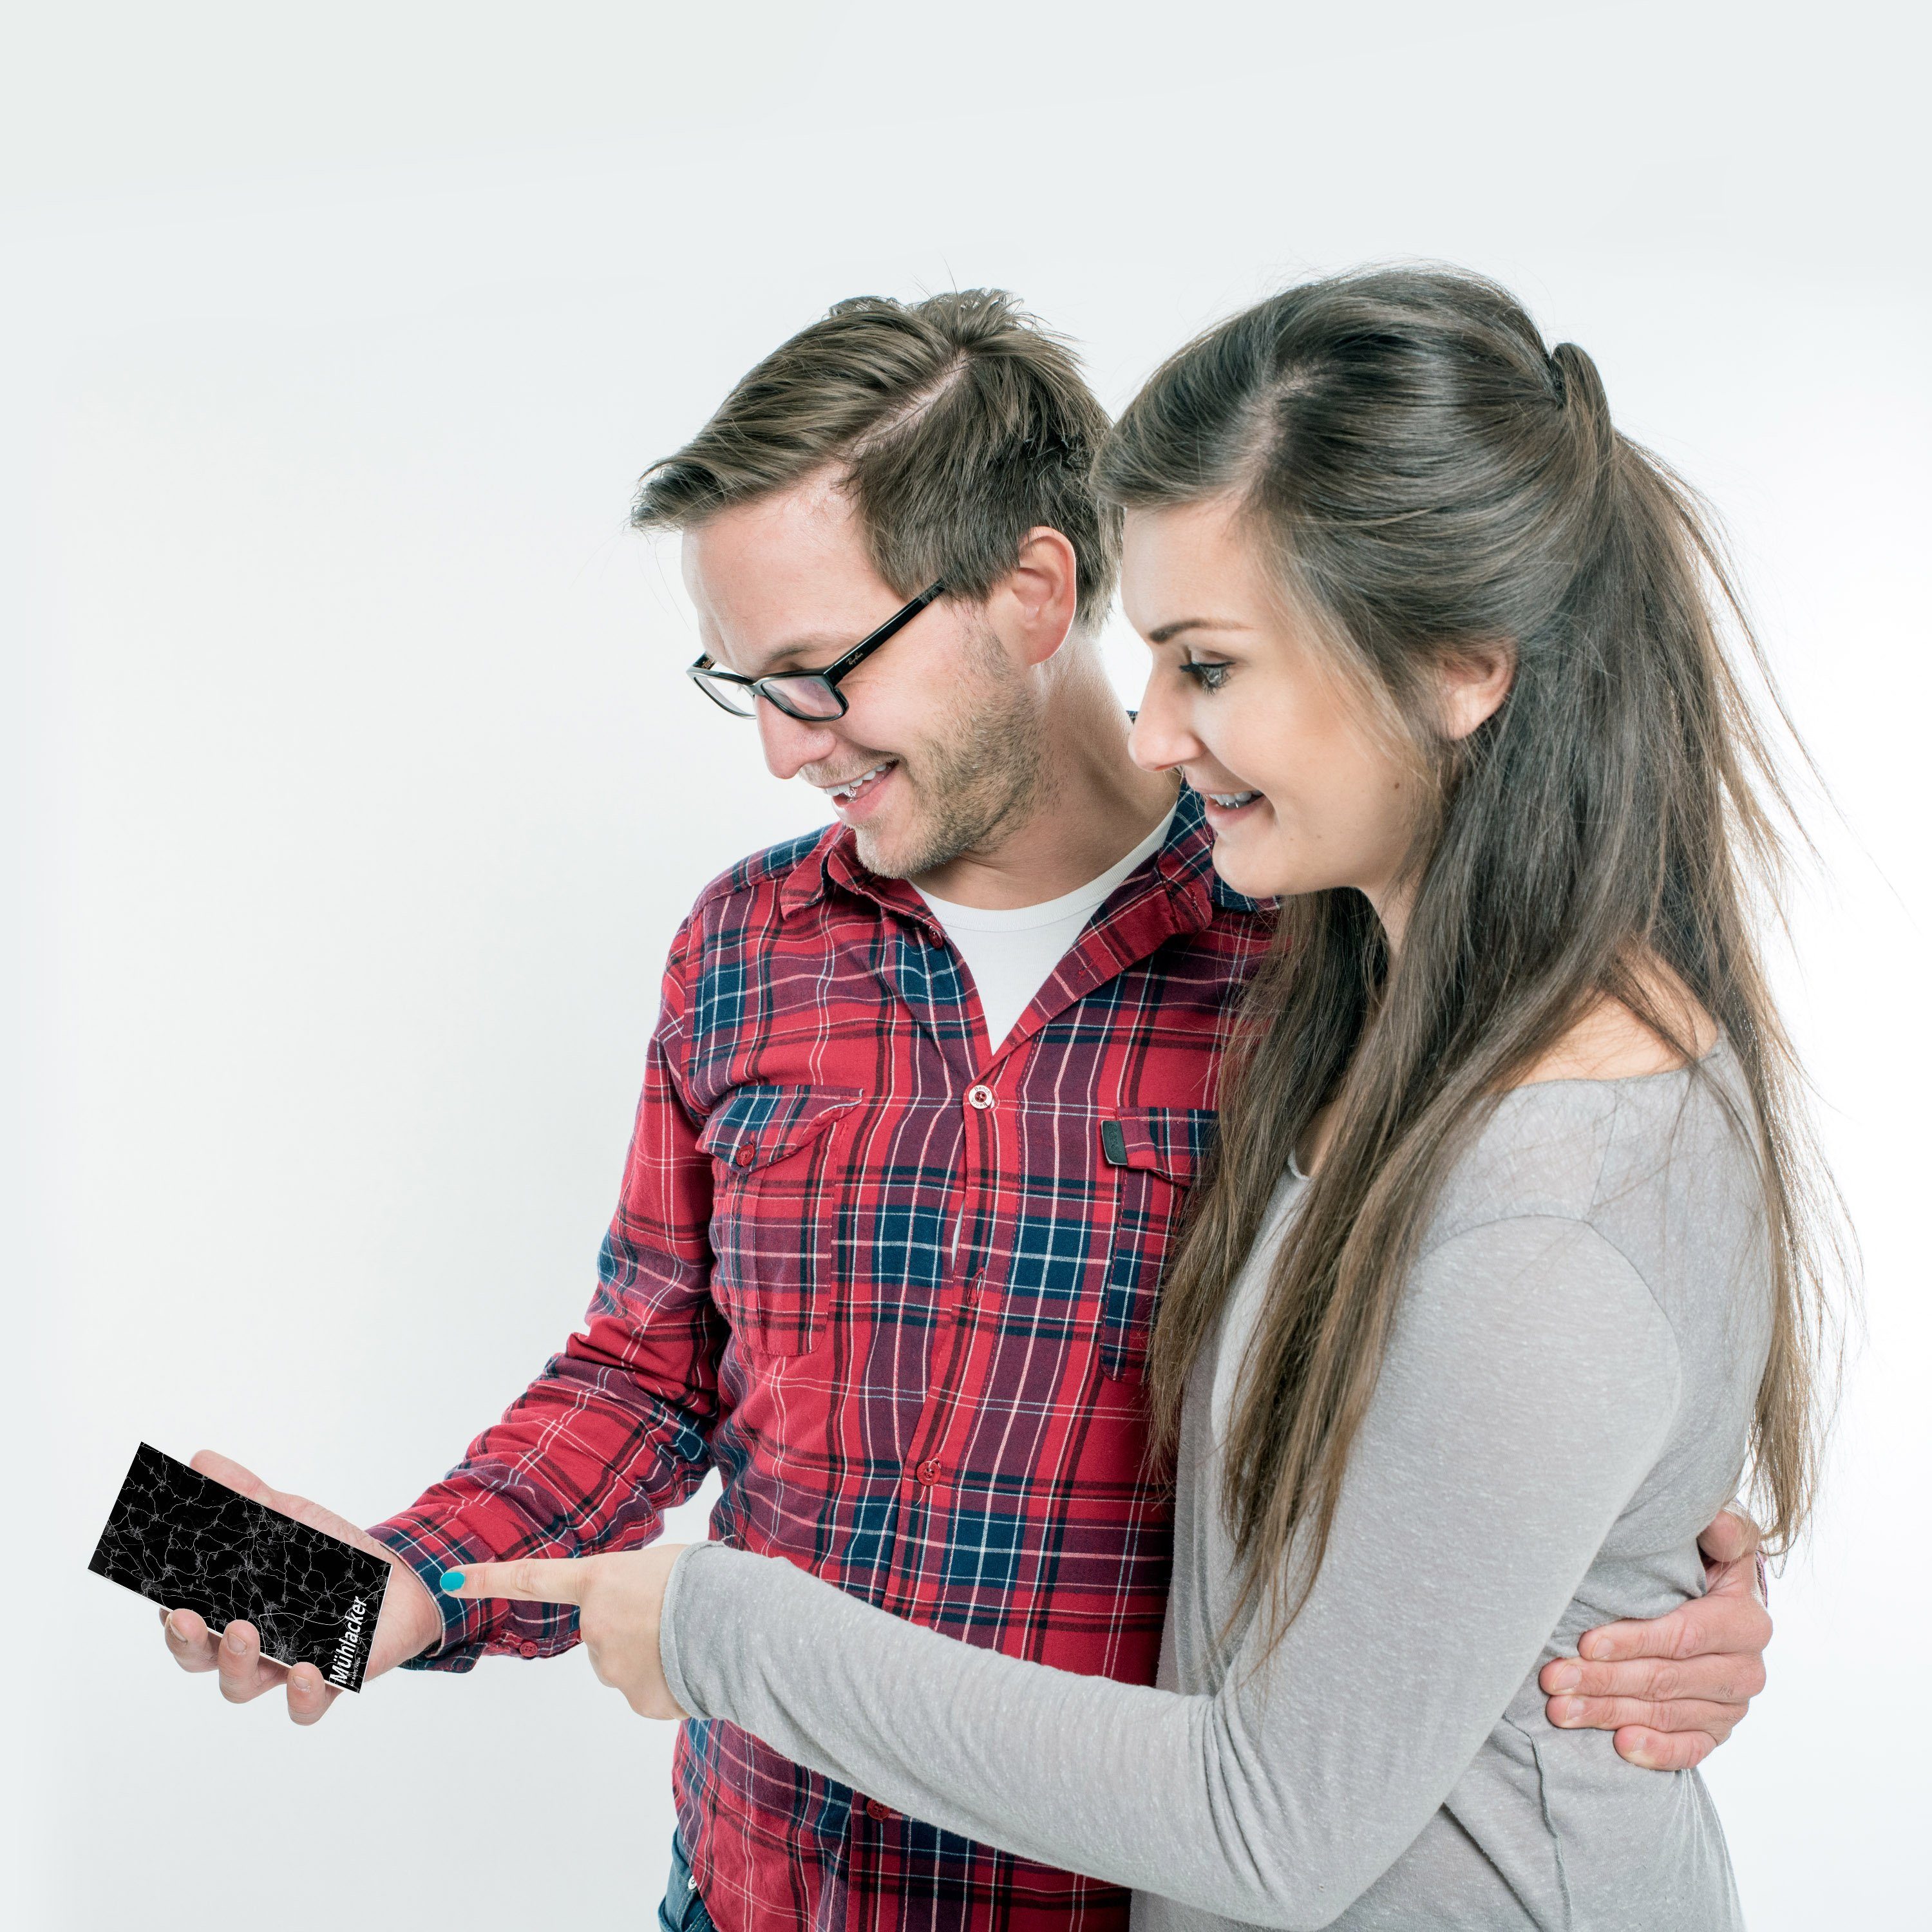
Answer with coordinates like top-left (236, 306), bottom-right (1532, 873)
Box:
top-left (7, 3), bottom-right (1927, 1926)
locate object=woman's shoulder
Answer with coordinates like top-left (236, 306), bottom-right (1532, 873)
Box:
top-left (1410, 994), bottom-right (1771, 1442)
top-left (1429, 996), bottom-right (1752, 1258)
top-left (1421, 1036), bottom-right (1761, 1355)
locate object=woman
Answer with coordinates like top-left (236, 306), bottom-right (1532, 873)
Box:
top-left (448, 268), bottom-right (1838, 1927)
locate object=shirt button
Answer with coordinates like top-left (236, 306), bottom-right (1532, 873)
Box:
top-left (518, 1640), bottom-right (540, 1658)
top-left (915, 1458), bottom-right (945, 1486)
top-left (734, 1144), bottom-right (755, 1166)
top-left (965, 1084), bottom-right (995, 1111)
top-left (865, 1798), bottom-right (898, 1821)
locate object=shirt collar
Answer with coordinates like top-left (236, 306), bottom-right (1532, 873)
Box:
top-left (775, 782), bottom-right (1272, 930)
top-left (774, 819), bottom-right (936, 930)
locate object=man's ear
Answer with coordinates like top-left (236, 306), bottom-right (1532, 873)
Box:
top-left (991, 526), bottom-right (1082, 667)
top-left (1439, 639), bottom-right (1516, 741)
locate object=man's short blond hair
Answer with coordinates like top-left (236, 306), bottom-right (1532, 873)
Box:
top-left (633, 290), bottom-right (1119, 631)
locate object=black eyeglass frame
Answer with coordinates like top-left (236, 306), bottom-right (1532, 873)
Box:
top-left (686, 582), bottom-right (947, 721)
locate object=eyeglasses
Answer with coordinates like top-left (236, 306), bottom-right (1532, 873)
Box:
top-left (687, 582), bottom-right (946, 721)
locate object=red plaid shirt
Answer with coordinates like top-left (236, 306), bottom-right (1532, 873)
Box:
top-left (370, 788), bottom-right (1272, 1932)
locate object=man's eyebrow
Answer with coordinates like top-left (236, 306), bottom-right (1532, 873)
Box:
top-left (717, 632), bottom-right (851, 676)
top-left (1145, 617), bottom-right (1253, 646)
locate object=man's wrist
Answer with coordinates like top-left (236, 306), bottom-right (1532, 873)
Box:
top-left (373, 1560), bottom-right (446, 1673)
top-left (364, 1516), bottom-right (489, 1669)
top-left (397, 1562), bottom-right (446, 1658)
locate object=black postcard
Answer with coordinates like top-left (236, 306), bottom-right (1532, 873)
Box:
top-left (88, 1441), bottom-right (390, 1692)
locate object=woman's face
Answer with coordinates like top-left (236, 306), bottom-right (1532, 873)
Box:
top-left (1123, 498), bottom-right (1425, 914)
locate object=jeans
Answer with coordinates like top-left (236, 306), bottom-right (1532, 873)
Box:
top-left (656, 1829), bottom-right (717, 1932)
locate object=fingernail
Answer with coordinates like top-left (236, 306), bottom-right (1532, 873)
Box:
top-left (164, 1613), bottom-right (182, 1642)
top-left (1562, 1698), bottom-right (1587, 1723)
top-left (439, 1569), bottom-right (466, 1593)
top-left (224, 1627), bottom-right (247, 1654)
top-left (1548, 1664), bottom-right (1580, 1691)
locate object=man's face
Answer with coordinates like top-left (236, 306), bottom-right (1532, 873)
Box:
top-left (681, 470), bottom-right (1047, 881)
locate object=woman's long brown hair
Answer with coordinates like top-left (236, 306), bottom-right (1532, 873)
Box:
top-left (1099, 267), bottom-right (1848, 1649)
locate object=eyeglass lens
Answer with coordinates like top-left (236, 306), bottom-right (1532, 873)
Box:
top-left (692, 672), bottom-right (755, 716)
top-left (764, 676), bottom-right (844, 720)
top-left (693, 670), bottom-right (844, 721)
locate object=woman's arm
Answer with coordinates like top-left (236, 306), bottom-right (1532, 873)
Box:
top-left (659, 1215), bottom-right (1685, 1929)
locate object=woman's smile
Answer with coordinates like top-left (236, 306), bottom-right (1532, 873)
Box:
top-left (1193, 781), bottom-right (1266, 831)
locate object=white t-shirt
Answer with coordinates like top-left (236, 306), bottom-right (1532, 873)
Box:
top-left (916, 807), bottom-right (1177, 1051)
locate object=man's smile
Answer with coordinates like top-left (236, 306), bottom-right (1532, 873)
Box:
top-left (815, 758), bottom-right (900, 821)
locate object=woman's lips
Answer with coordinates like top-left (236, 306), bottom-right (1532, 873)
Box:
top-left (1197, 783), bottom-right (1263, 829)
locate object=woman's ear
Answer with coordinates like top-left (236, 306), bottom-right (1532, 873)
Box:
top-left (1439, 639), bottom-right (1516, 741)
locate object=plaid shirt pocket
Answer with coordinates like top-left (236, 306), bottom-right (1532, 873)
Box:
top-left (699, 1084), bottom-right (864, 1357)
top-left (1098, 1106), bottom-right (1218, 1382)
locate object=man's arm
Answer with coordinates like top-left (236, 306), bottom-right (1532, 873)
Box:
top-left (1540, 1505), bottom-right (1772, 1768)
top-left (160, 920), bottom-right (727, 1715)
top-left (367, 919), bottom-right (724, 1671)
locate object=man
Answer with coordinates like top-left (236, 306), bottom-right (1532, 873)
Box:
top-left (163, 291), bottom-right (1772, 1932)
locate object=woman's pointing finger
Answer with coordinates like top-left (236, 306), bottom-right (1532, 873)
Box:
top-left (439, 1557), bottom-right (595, 1605)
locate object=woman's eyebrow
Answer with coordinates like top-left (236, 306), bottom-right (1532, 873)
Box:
top-left (1145, 616), bottom-right (1252, 646)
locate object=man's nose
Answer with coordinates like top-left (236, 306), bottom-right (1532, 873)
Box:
top-left (1127, 676), bottom-right (1200, 774)
top-left (756, 700), bottom-right (842, 780)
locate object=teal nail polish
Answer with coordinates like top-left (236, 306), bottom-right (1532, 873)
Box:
top-left (440, 1569), bottom-right (466, 1592)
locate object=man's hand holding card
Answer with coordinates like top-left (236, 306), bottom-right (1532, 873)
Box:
top-left (126, 1447), bottom-right (442, 1721)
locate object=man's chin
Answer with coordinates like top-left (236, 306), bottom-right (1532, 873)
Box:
top-left (846, 764), bottom-right (1028, 884)
top-left (851, 824), bottom-right (920, 881)
top-left (851, 807), bottom-right (958, 884)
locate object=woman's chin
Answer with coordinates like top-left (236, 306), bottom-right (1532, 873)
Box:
top-left (1208, 840), bottom-right (1294, 900)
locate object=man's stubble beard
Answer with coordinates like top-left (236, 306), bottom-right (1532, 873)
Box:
top-left (853, 632), bottom-right (1052, 883)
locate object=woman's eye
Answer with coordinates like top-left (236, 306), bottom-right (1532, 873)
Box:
top-left (1179, 659), bottom-right (1233, 692)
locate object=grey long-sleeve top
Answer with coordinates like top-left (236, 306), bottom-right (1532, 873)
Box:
top-left (660, 1046), bottom-right (1768, 1931)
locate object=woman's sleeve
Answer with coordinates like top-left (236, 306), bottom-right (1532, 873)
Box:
top-left (659, 1215), bottom-right (1682, 1930)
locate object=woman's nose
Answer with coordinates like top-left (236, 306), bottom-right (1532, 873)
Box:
top-left (1128, 676), bottom-right (1199, 774)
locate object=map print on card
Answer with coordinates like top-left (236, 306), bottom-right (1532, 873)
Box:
top-left (88, 1442), bottom-right (390, 1692)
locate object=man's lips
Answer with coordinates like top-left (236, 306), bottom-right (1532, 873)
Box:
top-left (815, 758), bottom-right (900, 822)
top-left (817, 759), bottom-right (897, 801)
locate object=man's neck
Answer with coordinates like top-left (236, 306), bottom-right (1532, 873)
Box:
top-left (908, 667), bottom-right (1179, 911)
